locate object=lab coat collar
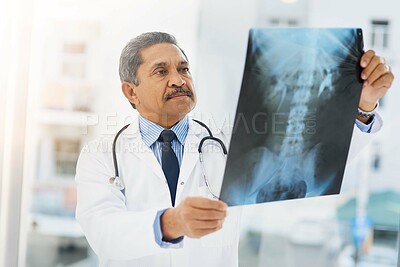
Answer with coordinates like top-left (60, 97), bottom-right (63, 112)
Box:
top-left (178, 118), bottom-right (201, 191)
top-left (120, 116), bottom-right (203, 195)
top-left (122, 116), bottom-right (196, 140)
top-left (121, 117), bottom-right (165, 181)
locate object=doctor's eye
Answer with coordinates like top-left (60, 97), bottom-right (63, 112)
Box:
top-left (155, 69), bottom-right (168, 76)
top-left (179, 67), bottom-right (190, 74)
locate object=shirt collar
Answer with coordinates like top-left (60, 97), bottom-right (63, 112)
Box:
top-left (138, 115), bottom-right (189, 147)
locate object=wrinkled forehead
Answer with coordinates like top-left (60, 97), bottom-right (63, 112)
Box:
top-left (140, 43), bottom-right (189, 67)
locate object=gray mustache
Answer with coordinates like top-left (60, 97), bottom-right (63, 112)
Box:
top-left (164, 87), bottom-right (193, 100)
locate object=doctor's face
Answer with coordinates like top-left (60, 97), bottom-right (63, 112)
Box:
top-left (123, 43), bottom-right (197, 128)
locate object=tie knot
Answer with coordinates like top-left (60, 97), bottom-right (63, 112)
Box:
top-left (158, 130), bottom-right (176, 143)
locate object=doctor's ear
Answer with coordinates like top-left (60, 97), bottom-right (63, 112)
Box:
top-left (122, 82), bottom-right (139, 107)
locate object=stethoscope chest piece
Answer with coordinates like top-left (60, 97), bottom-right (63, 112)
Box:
top-left (109, 176), bottom-right (125, 190)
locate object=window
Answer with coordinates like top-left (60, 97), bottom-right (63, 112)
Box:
top-left (372, 153), bottom-right (381, 171)
top-left (269, 18), bottom-right (299, 27)
top-left (371, 20), bottom-right (390, 49)
top-left (371, 143), bottom-right (382, 171)
top-left (54, 138), bottom-right (81, 177)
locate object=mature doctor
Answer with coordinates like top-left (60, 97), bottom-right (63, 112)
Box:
top-left (75, 32), bottom-right (394, 267)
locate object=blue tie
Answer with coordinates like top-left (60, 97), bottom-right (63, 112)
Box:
top-left (158, 130), bottom-right (180, 206)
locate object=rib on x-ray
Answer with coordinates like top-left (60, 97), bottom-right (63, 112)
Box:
top-left (219, 28), bottom-right (364, 206)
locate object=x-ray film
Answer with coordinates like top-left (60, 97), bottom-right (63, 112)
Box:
top-left (219, 28), bottom-right (364, 206)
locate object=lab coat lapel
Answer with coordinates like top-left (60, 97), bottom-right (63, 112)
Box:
top-left (135, 144), bottom-right (165, 181)
top-left (123, 118), bottom-right (165, 182)
top-left (123, 117), bottom-right (203, 194)
top-left (179, 120), bottom-right (201, 186)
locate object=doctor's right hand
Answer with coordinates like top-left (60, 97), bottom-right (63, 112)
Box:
top-left (160, 197), bottom-right (227, 240)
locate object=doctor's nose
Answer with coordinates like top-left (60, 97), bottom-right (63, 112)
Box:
top-left (168, 72), bottom-right (186, 88)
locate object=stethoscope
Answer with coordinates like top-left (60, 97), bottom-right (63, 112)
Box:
top-left (109, 119), bottom-right (227, 199)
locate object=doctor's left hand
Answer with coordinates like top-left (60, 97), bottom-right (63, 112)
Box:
top-left (359, 50), bottom-right (394, 112)
top-left (160, 197), bottom-right (228, 240)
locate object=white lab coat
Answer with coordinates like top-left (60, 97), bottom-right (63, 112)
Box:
top-left (75, 117), bottom-right (241, 267)
top-left (75, 114), bottom-right (382, 267)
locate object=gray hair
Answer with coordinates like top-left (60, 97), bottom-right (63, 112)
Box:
top-left (119, 32), bottom-right (188, 85)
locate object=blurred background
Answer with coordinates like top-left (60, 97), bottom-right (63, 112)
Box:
top-left (0, 0), bottom-right (398, 266)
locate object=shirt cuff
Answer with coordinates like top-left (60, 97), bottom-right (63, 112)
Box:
top-left (355, 115), bottom-right (375, 133)
top-left (153, 209), bottom-right (184, 248)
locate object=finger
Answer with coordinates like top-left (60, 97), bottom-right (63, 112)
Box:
top-left (188, 225), bottom-right (223, 239)
top-left (360, 50), bottom-right (376, 68)
top-left (361, 55), bottom-right (383, 80)
top-left (365, 63), bottom-right (391, 87)
top-left (189, 219), bottom-right (224, 230)
top-left (178, 199), bottom-right (227, 221)
top-left (370, 72), bottom-right (394, 90)
top-left (189, 208), bottom-right (227, 221)
top-left (187, 197), bottom-right (228, 211)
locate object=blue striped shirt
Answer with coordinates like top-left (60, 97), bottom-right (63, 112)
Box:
top-left (138, 115), bottom-right (189, 166)
top-left (139, 115), bottom-right (189, 247)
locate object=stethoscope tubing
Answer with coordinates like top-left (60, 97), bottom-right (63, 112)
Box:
top-left (109, 119), bottom-right (227, 199)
